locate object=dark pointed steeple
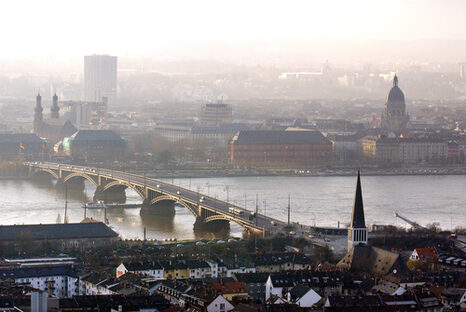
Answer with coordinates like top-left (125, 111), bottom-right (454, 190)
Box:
top-left (34, 92), bottom-right (44, 134)
top-left (393, 74), bottom-right (398, 87)
top-left (51, 93), bottom-right (60, 119)
top-left (35, 92), bottom-right (43, 113)
top-left (350, 170), bottom-right (366, 228)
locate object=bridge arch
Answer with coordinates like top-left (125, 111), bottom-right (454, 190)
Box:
top-left (103, 180), bottom-right (145, 198)
top-left (63, 172), bottom-right (98, 187)
top-left (150, 195), bottom-right (198, 216)
top-left (34, 168), bottom-right (59, 180)
top-left (204, 214), bottom-right (256, 230)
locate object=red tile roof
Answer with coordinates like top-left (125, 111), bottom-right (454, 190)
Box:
top-left (415, 247), bottom-right (438, 260)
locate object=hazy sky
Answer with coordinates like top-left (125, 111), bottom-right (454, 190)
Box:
top-left (0, 0), bottom-right (465, 60)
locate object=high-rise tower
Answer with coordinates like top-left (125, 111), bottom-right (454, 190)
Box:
top-left (83, 55), bottom-right (117, 106)
top-left (348, 171), bottom-right (368, 249)
top-left (51, 93), bottom-right (60, 119)
top-left (34, 93), bottom-right (44, 134)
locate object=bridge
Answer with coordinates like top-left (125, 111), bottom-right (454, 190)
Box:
top-left (25, 162), bottom-right (293, 235)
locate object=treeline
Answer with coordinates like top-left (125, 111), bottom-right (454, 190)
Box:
top-left (0, 157), bottom-right (28, 177)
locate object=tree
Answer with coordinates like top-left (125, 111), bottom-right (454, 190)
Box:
top-left (158, 150), bottom-right (174, 164)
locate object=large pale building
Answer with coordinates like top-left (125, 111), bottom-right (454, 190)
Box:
top-left (83, 55), bottom-right (117, 106)
top-left (359, 136), bottom-right (448, 164)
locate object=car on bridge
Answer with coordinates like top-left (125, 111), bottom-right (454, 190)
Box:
top-left (229, 207), bottom-right (243, 216)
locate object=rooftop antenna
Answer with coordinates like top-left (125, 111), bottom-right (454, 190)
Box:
top-left (287, 193), bottom-right (291, 228)
top-left (255, 193), bottom-right (259, 226)
top-left (104, 205), bottom-right (108, 225)
top-left (64, 184), bottom-right (69, 224)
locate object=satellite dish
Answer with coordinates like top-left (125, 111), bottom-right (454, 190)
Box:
top-left (393, 269), bottom-right (397, 274)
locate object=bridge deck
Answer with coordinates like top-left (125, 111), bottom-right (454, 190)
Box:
top-left (27, 162), bottom-right (297, 233)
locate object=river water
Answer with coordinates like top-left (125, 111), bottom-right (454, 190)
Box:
top-left (0, 175), bottom-right (464, 239)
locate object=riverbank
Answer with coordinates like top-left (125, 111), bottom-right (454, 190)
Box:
top-left (0, 176), bottom-right (28, 180)
top-left (139, 166), bottom-right (466, 179)
top-left (2, 165), bottom-right (465, 180)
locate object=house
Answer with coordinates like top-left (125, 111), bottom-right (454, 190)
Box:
top-left (206, 260), bottom-right (219, 278)
top-left (56, 294), bottom-right (171, 311)
top-left (79, 271), bottom-right (115, 295)
top-left (116, 261), bottom-right (164, 279)
top-left (265, 274), bottom-right (295, 300)
top-left (410, 247), bottom-right (438, 262)
top-left (255, 253), bottom-right (312, 273)
top-left (156, 279), bottom-right (192, 306)
top-left (186, 260), bottom-right (212, 279)
top-left (233, 272), bottom-right (269, 301)
top-left (286, 284), bottom-right (322, 308)
top-left (206, 295), bottom-right (235, 312)
top-left (208, 281), bottom-right (248, 301)
top-left (225, 263), bottom-right (256, 277)
top-left (0, 265), bottom-right (78, 298)
top-left (161, 261), bottom-right (189, 279)
top-left (371, 279), bottom-right (406, 296)
top-left (441, 288), bottom-right (466, 309)
top-left (324, 295), bottom-right (383, 311)
top-left (265, 271), bottom-right (345, 301)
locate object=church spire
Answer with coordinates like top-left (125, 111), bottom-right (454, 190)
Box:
top-left (393, 74), bottom-right (398, 87)
top-left (350, 170), bottom-right (366, 228)
top-left (348, 170), bottom-right (368, 249)
top-left (34, 91), bottom-right (44, 134)
top-left (51, 93), bottom-right (60, 119)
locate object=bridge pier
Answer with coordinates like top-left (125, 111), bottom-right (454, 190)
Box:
top-left (93, 185), bottom-right (126, 203)
top-left (193, 217), bottom-right (230, 232)
top-left (140, 199), bottom-right (175, 217)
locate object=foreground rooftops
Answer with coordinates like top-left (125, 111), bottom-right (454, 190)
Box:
top-left (69, 130), bottom-right (124, 141)
top-left (0, 133), bottom-right (43, 143)
top-left (0, 222), bottom-right (118, 242)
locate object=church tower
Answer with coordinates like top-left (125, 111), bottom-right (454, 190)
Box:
top-left (33, 92), bottom-right (44, 134)
top-left (51, 93), bottom-right (60, 119)
top-left (348, 170), bottom-right (368, 249)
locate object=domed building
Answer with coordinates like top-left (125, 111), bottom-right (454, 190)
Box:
top-left (380, 75), bottom-right (409, 133)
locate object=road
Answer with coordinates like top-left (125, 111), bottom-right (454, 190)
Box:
top-left (27, 162), bottom-right (298, 234)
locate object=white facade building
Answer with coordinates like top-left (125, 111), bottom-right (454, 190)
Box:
top-left (8, 266), bottom-right (78, 298)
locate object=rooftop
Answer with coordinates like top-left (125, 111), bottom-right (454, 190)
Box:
top-left (232, 130), bottom-right (329, 145)
top-left (0, 222), bottom-right (118, 242)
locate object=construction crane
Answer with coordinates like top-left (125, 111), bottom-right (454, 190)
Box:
top-left (394, 210), bottom-right (426, 230)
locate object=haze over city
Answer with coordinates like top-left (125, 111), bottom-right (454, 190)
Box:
top-left (0, 1), bottom-right (465, 311)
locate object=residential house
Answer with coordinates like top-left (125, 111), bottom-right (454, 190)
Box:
top-left (286, 284), bottom-right (322, 308)
top-left (116, 261), bottom-right (164, 279)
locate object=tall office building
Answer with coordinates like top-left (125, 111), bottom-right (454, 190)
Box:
top-left (83, 55), bottom-right (117, 106)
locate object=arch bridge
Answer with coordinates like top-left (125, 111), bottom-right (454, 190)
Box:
top-left (25, 162), bottom-right (289, 235)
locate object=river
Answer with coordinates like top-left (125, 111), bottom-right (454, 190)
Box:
top-left (0, 175), bottom-right (464, 239)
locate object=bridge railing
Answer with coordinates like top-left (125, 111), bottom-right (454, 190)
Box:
top-left (27, 162), bottom-right (288, 229)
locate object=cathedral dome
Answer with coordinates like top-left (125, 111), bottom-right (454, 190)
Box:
top-left (386, 75), bottom-right (405, 108)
